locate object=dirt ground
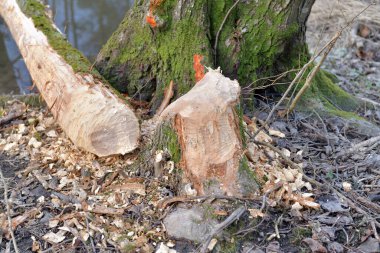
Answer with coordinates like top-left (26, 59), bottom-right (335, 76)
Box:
top-left (1, 0), bottom-right (380, 253)
top-left (307, 0), bottom-right (380, 102)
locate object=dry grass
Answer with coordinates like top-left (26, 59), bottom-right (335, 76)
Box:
top-left (307, 0), bottom-right (379, 52)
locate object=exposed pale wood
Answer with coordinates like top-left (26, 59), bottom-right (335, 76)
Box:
top-left (160, 69), bottom-right (246, 196)
top-left (155, 80), bottom-right (174, 117)
top-left (0, 0), bottom-right (140, 156)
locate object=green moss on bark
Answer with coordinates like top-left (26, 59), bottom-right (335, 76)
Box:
top-left (235, 1), bottom-right (300, 85)
top-left (97, 0), bottom-right (213, 102)
top-left (16, 0), bottom-right (131, 103)
top-left (276, 44), bottom-right (361, 118)
top-left (96, 0), bottom-right (308, 104)
top-left (238, 156), bottom-right (260, 192)
top-left (156, 122), bottom-right (181, 163)
top-left (19, 0), bottom-right (101, 78)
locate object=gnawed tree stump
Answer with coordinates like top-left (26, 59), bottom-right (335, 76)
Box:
top-left (0, 0), bottom-right (140, 156)
top-left (158, 69), bottom-right (258, 196)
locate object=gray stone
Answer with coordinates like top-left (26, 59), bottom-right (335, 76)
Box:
top-left (327, 242), bottom-right (344, 253)
top-left (163, 207), bottom-right (216, 242)
top-left (357, 237), bottom-right (380, 253)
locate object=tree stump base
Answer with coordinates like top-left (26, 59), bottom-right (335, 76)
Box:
top-left (159, 69), bottom-right (258, 196)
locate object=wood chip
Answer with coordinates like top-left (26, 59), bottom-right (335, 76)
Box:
top-left (107, 182), bottom-right (146, 196)
top-left (82, 202), bottom-right (125, 215)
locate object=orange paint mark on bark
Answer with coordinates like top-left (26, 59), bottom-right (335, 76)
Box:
top-left (193, 54), bottom-right (205, 82)
top-left (146, 0), bottom-right (164, 28)
top-left (146, 11), bottom-right (157, 28)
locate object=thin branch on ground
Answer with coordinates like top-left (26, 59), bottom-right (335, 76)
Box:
top-left (357, 96), bottom-right (380, 107)
top-left (319, 177), bottom-right (380, 229)
top-left (85, 215), bottom-right (96, 253)
top-left (158, 194), bottom-right (255, 210)
top-left (313, 109), bottom-right (330, 147)
top-left (335, 135), bottom-right (380, 160)
top-left (0, 169), bottom-right (20, 253)
top-left (242, 69), bottom-right (298, 93)
top-left (0, 103), bottom-right (26, 127)
top-left (199, 206), bottom-right (246, 253)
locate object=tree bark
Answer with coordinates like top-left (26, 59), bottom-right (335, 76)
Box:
top-left (95, 0), bottom-right (315, 110)
top-left (0, 0), bottom-right (140, 157)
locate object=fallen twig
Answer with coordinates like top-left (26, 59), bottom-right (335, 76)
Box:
top-left (319, 178), bottom-right (380, 230)
top-left (85, 215), bottom-right (97, 253)
top-left (100, 169), bottom-right (121, 190)
top-left (254, 140), bottom-right (302, 172)
top-left (82, 202), bottom-right (125, 215)
top-left (106, 182), bottom-right (146, 196)
top-left (0, 102), bottom-right (26, 127)
top-left (349, 191), bottom-right (380, 214)
top-left (357, 96), bottom-right (380, 107)
top-left (158, 195), bottom-right (255, 210)
top-left (52, 191), bottom-right (81, 204)
top-left (17, 161), bottom-right (42, 177)
top-left (199, 206), bottom-right (246, 253)
top-left (0, 169), bottom-right (20, 253)
top-left (32, 170), bottom-right (50, 189)
top-left (335, 135), bottom-right (380, 159)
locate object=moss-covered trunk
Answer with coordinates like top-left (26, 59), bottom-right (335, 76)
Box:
top-left (95, 0), bottom-right (315, 111)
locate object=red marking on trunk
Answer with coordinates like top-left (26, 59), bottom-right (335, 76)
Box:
top-left (146, 0), bottom-right (164, 28)
top-left (193, 54), bottom-right (205, 82)
top-left (146, 11), bottom-right (157, 28)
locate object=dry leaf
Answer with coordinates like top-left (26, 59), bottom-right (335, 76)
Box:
top-left (108, 182), bottom-right (146, 196)
top-left (49, 219), bottom-right (60, 228)
top-left (207, 238), bottom-right (218, 251)
top-left (282, 148), bottom-right (291, 157)
top-left (303, 238), bottom-right (327, 253)
top-left (342, 182), bottom-right (352, 192)
top-left (268, 129), bottom-right (285, 138)
top-left (42, 231), bottom-right (66, 244)
top-left (213, 210), bottom-right (228, 216)
top-left (291, 202), bottom-right (303, 217)
top-left (248, 208), bottom-right (265, 218)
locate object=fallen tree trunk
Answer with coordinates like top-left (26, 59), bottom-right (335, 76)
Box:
top-left (0, 0), bottom-right (140, 156)
top-left (157, 69), bottom-right (258, 196)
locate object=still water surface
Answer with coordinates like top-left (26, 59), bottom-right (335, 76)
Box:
top-left (0, 0), bottom-right (133, 94)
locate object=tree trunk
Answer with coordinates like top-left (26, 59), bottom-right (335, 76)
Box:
top-left (0, 0), bottom-right (140, 157)
top-left (95, 0), bottom-right (315, 110)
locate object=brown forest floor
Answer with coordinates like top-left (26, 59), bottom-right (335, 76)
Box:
top-left (1, 0), bottom-right (380, 253)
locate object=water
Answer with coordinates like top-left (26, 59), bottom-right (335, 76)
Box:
top-left (0, 0), bottom-right (133, 95)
